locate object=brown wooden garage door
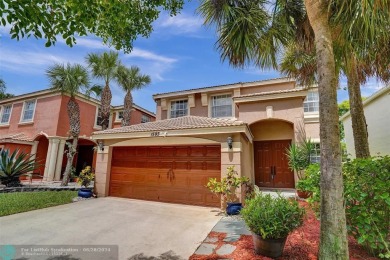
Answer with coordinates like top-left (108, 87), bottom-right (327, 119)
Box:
top-left (109, 145), bottom-right (221, 207)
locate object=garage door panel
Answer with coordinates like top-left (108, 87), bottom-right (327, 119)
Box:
top-left (110, 145), bottom-right (221, 207)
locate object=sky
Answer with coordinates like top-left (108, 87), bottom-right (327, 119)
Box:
top-left (0, 1), bottom-right (386, 113)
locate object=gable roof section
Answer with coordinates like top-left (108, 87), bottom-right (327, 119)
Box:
top-left (340, 85), bottom-right (390, 121)
top-left (95, 116), bottom-right (245, 134)
top-left (93, 115), bottom-right (252, 141)
top-left (153, 77), bottom-right (295, 99)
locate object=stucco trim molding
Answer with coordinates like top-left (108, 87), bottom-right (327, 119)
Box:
top-left (234, 90), bottom-right (308, 103)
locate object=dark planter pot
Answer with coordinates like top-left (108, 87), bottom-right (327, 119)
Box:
top-left (296, 190), bottom-right (312, 199)
top-left (226, 202), bottom-right (242, 215)
top-left (252, 232), bottom-right (287, 258)
top-left (78, 188), bottom-right (93, 198)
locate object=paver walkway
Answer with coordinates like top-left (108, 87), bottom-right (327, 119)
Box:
top-left (192, 190), bottom-right (297, 259)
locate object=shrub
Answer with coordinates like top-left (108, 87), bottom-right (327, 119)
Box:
top-left (343, 156), bottom-right (390, 258)
top-left (298, 163), bottom-right (321, 212)
top-left (286, 139), bottom-right (314, 180)
top-left (304, 157), bottom-right (390, 258)
top-left (240, 193), bottom-right (305, 239)
top-left (77, 166), bottom-right (95, 187)
top-left (0, 149), bottom-right (39, 187)
top-left (206, 166), bottom-right (252, 203)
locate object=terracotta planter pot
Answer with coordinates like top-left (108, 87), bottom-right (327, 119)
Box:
top-left (251, 232), bottom-right (287, 258)
top-left (296, 190), bottom-right (312, 199)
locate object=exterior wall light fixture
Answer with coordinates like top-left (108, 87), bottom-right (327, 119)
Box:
top-left (227, 136), bottom-right (233, 149)
top-left (98, 140), bottom-right (104, 151)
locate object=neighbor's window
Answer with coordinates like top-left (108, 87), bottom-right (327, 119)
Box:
top-left (21, 100), bottom-right (36, 122)
top-left (170, 100), bottom-right (188, 118)
top-left (310, 143), bottom-right (321, 163)
top-left (211, 94), bottom-right (233, 118)
top-left (0, 105), bottom-right (12, 124)
top-left (117, 111), bottom-right (124, 120)
top-left (141, 114), bottom-right (151, 123)
top-left (95, 107), bottom-right (103, 126)
top-left (304, 91), bottom-right (319, 112)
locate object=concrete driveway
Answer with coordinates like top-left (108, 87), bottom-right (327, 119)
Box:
top-left (0, 197), bottom-right (221, 259)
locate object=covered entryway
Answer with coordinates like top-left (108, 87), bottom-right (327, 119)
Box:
top-left (250, 119), bottom-right (295, 188)
top-left (254, 140), bottom-right (294, 188)
top-left (109, 145), bottom-right (221, 207)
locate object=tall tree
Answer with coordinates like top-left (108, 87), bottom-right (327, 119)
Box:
top-left (116, 65), bottom-right (151, 127)
top-left (303, 1), bottom-right (348, 258)
top-left (46, 63), bottom-right (90, 186)
top-left (86, 51), bottom-right (120, 130)
top-left (0, 79), bottom-right (15, 100)
top-left (1, 1), bottom-right (184, 52)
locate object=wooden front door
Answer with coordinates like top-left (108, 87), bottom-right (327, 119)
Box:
top-left (109, 145), bottom-right (221, 207)
top-left (254, 140), bottom-right (294, 188)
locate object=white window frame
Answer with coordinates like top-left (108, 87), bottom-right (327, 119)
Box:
top-left (141, 114), bottom-right (151, 123)
top-left (20, 99), bottom-right (37, 123)
top-left (115, 111), bottom-right (124, 122)
top-left (0, 104), bottom-right (13, 125)
top-left (304, 91), bottom-right (319, 113)
top-left (169, 99), bottom-right (189, 119)
top-left (310, 142), bottom-right (321, 163)
top-left (93, 106), bottom-right (103, 130)
top-left (209, 93), bottom-right (234, 118)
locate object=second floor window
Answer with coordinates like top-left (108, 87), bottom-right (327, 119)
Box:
top-left (170, 100), bottom-right (188, 118)
top-left (304, 91), bottom-right (319, 112)
top-left (21, 100), bottom-right (36, 122)
top-left (95, 107), bottom-right (103, 127)
top-left (211, 94), bottom-right (233, 118)
top-left (141, 114), bottom-right (151, 123)
top-left (117, 111), bottom-right (124, 120)
top-left (0, 105), bottom-right (12, 124)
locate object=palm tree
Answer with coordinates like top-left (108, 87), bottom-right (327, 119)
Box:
top-left (46, 63), bottom-right (90, 186)
top-left (199, 0), bottom-right (389, 258)
top-left (86, 51), bottom-right (120, 130)
top-left (116, 65), bottom-right (151, 126)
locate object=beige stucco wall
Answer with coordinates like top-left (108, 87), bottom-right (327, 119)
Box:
top-left (250, 119), bottom-right (294, 141)
top-left (343, 89), bottom-right (390, 158)
top-left (304, 121), bottom-right (320, 141)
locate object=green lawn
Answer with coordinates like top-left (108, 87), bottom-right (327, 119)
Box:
top-left (0, 191), bottom-right (78, 217)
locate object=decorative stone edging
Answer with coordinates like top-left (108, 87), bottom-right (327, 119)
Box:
top-left (0, 186), bottom-right (83, 193)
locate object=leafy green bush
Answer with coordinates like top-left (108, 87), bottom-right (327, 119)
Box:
top-left (0, 149), bottom-right (38, 187)
top-left (206, 166), bottom-right (252, 202)
top-left (77, 166), bottom-right (95, 187)
top-left (297, 163), bottom-right (321, 211)
top-left (343, 156), bottom-right (390, 258)
top-left (286, 139), bottom-right (314, 180)
top-left (240, 193), bottom-right (305, 239)
top-left (304, 157), bottom-right (390, 258)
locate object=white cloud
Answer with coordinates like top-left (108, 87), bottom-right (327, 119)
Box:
top-left (0, 46), bottom-right (83, 74)
top-left (125, 48), bottom-right (177, 64)
top-left (156, 12), bottom-right (203, 34)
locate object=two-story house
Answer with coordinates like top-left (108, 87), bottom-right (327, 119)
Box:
top-left (92, 78), bottom-right (320, 207)
top-left (0, 89), bottom-right (155, 181)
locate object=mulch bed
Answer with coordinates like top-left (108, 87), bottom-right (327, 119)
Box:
top-left (190, 202), bottom-right (379, 260)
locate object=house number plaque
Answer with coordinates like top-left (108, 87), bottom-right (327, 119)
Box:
top-left (150, 131), bottom-right (167, 137)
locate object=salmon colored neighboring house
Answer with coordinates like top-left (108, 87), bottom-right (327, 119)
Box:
top-left (0, 89), bottom-right (155, 181)
top-left (92, 78), bottom-right (320, 207)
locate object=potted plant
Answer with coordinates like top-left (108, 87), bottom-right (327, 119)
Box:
top-left (241, 193), bottom-right (305, 258)
top-left (69, 166), bottom-right (78, 183)
top-left (286, 139), bottom-right (314, 198)
top-left (77, 166), bottom-right (95, 198)
top-left (206, 166), bottom-right (253, 215)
